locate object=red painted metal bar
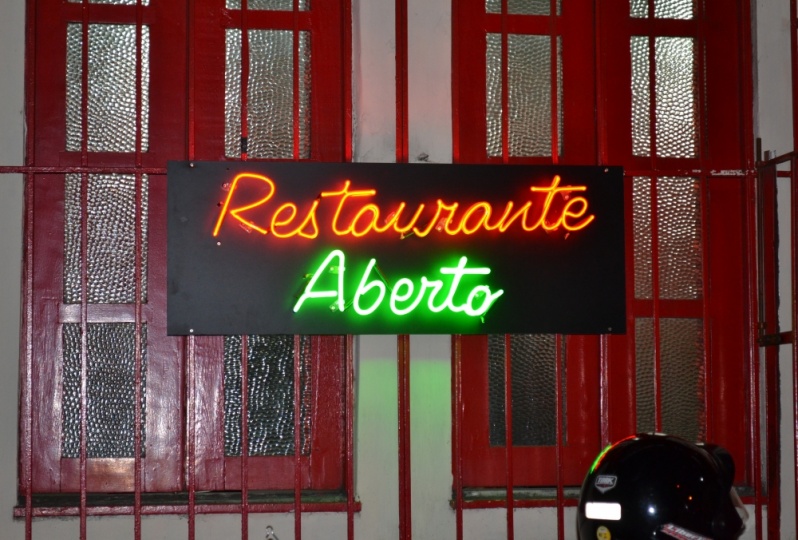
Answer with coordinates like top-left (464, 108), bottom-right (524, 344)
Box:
top-left (345, 335), bottom-right (356, 540)
top-left (240, 0), bottom-right (250, 161)
top-left (651, 176), bottom-right (662, 434)
top-left (550, 0), bottom-right (559, 164)
top-left (395, 1), bottom-right (411, 539)
top-left (241, 335), bottom-right (250, 540)
top-left (21, 0), bottom-right (36, 537)
top-left (792, 156), bottom-right (798, 540)
top-left (748, 162), bottom-right (764, 540)
top-left (134, 2), bottom-right (145, 538)
top-left (342, 0), bottom-right (353, 163)
top-left (555, 334), bottom-right (565, 540)
top-left (451, 336), bottom-right (465, 540)
top-left (294, 334), bottom-right (303, 540)
top-left (397, 334), bottom-right (411, 540)
top-left (503, 334), bottom-right (515, 540)
top-left (186, 1), bottom-right (197, 539)
top-left (79, 2), bottom-right (90, 538)
top-left (501, 0), bottom-right (509, 162)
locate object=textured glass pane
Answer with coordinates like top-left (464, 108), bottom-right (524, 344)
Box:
top-left (486, 0), bottom-right (560, 15)
top-left (66, 24), bottom-right (149, 152)
top-left (224, 335), bottom-right (312, 456)
top-left (660, 318), bottom-right (705, 441)
top-left (654, 0), bottom-right (693, 19)
top-left (509, 34), bottom-right (554, 157)
top-left (635, 318), bottom-right (655, 433)
top-left (62, 323), bottom-right (147, 458)
top-left (633, 177), bottom-right (653, 299)
top-left (657, 177), bottom-right (702, 299)
top-left (655, 37), bottom-right (697, 158)
top-left (225, 30), bottom-right (311, 159)
top-left (227, 0), bottom-right (309, 10)
top-left (489, 334), bottom-right (566, 446)
top-left (631, 36), bottom-right (651, 157)
top-left (69, 0), bottom-right (150, 4)
top-left (486, 34), bottom-right (502, 157)
top-left (64, 174), bottom-right (149, 304)
top-left (631, 0), bottom-right (648, 18)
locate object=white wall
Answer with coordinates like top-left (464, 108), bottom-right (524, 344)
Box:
top-left (0, 0), bottom-right (790, 538)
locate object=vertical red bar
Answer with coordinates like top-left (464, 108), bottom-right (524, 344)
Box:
top-left (22, 0), bottom-right (37, 537)
top-left (791, 157), bottom-right (798, 540)
top-left (747, 168), bottom-right (763, 540)
top-left (555, 335), bottom-right (565, 540)
top-left (241, 335), bottom-right (249, 540)
top-left (500, 0), bottom-right (509, 163)
top-left (294, 335), bottom-right (303, 540)
top-left (342, 0), bottom-right (353, 163)
top-left (79, 3), bottom-right (90, 538)
top-left (292, 0), bottom-right (300, 161)
top-left (503, 334), bottom-right (514, 540)
top-left (240, 1), bottom-right (250, 161)
top-left (396, 0), bottom-right (408, 163)
top-left (133, 2), bottom-right (145, 537)
top-left (345, 335), bottom-right (356, 540)
top-left (651, 176), bottom-right (662, 433)
top-left (397, 334), bottom-right (411, 540)
top-left (549, 0), bottom-right (559, 164)
top-left (451, 336), bottom-right (464, 540)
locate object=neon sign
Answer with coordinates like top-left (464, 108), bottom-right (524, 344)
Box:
top-left (293, 249), bottom-right (504, 318)
top-left (167, 161), bottom-right (626, 335)
top-left (213, 173), bottom-right (595, 240)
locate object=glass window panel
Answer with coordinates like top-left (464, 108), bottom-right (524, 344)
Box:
top-left (631, 36), bottom-right (651, 157)
top-left (654, 0), bottom-right (693, 20)
top-left (657, 177), bottom-right (702, 299)
top-left (631, 0), bottom-right (693, 19)
top-left (66, 24), bottom-right (149, 153)
top-left (62, 323), bottom-right (147, 458)
top-left (630, 0), bottom-right (648, 18)
top-left (486, 34), bottom-right (561, 158)
top-left (486, 34), bottom-right (503, 157)
top-left (633, 177), bottom-right (653, 299)
top-left (225, 29), bottom-right (311, 159)
top-left (660, 318), bottom-right (705, 441)
top-left (655, 37), bottom-right (697, 158)
top-left (64, 174), bottom-right (149, 304)
top-left (635, 317), bottom-right (655, 433)
top-left (486, 0), bottom-right (560, 16)
top-left (224, 335), bottom-right (312, 457)
top-left (226, 0), bottom-right (309, 10)
top-left (488, 334), bottom-right (566, 446)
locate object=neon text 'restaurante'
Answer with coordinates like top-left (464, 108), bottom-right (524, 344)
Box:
top-left (212, 173), bottom-right (595, 239)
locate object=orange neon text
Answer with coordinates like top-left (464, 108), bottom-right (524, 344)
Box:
top-left (213, 173), bottom-right (595, 239)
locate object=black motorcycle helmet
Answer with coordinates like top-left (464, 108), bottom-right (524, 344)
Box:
top-left (577, 433), bottom-right (747, 540)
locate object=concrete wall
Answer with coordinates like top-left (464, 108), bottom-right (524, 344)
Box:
top-left (0, 0), bottom-right (789, 538)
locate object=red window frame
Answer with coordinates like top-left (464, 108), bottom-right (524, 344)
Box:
top-left (23, 0), bottom-right (350, 500)
top-left (453, 0), bottom-right (753, 494)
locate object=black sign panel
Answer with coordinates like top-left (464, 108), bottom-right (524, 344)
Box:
top-left (167, 161), bottom-right (625, 335)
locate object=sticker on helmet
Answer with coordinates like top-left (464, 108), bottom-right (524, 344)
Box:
top-left (594, 475), bottom-right (617, 493)
top-left (660, 523), bottom-right (711, 540)
top-left (596, 525), bottom-right (611, 540)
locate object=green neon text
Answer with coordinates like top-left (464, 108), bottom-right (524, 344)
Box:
top-left (293, 249), bottom-right (504, 318)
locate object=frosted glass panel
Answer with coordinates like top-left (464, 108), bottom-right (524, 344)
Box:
top-left (631, 36), bottom-right (651, 157)
top-left (224, 335), bottom-right (312, 456)
top-left (62, 323), bottom-right (147, 458)
top-left (487, 34), bottom-right (560, 158)
top-left (64, 174), bottom-right (149, 304)
top-left (227, 0), bottom-right (309, 10)
top-left (660, 318), bottom-right (705, 442)
top-left (635, 318), bottom-right (655, 434)
top-left (225, 29), bottom-right (311, 159)
top-left (633, 177), bottom-right (653, 299)
top-left (486, 0), bottom-right (560, 15)
top-left (488, 334), bottom-right (566, 446)
top-left (66, 24), bottom-right (149, 153)
top-left (657, 177), bottom-right (702, 299)
top-left (655, 37), bottom-right (697, 158)
top-left (631, 0), bottom-right (694, 19)
top-left (68, 0), bottom-right (150, 4)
